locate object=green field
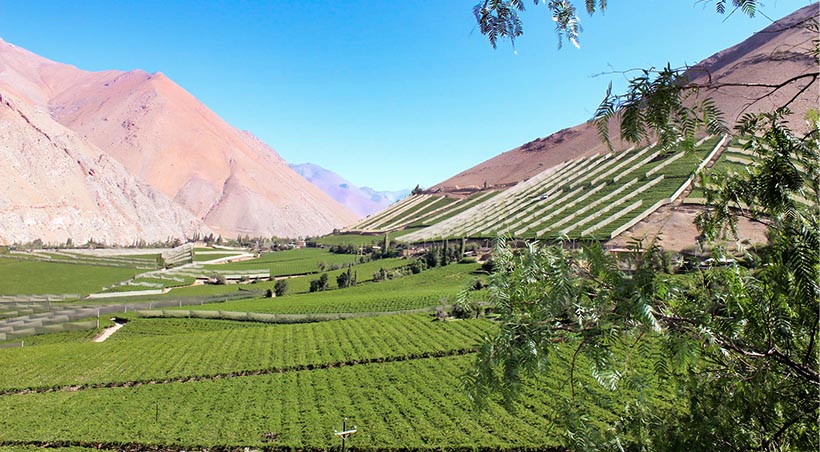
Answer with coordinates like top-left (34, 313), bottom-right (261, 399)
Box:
top-left (0, 259), bottom-right (139, 296)
top-left (195, 262), bottom-right (483, 314)
top-left (203, 247), bottom-right (360, 276)
top-left (0, 322), bottom-right (666, 451)
top-left (0, 248), bottom-right (671, 451)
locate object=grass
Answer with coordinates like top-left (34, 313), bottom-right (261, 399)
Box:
top-left (203, 248), bottom-right (359, 277)
top-left (192, 252), bottom-right (243, 262)
top-left (312, 233), bottom-right (387, 247)
top-left (165, 257), bottom-right (410, 298)
top-left (0, 259), bottom-right (137, 296)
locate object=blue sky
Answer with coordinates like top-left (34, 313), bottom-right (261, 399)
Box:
top-left (0, 1), bottom-right (808, 191)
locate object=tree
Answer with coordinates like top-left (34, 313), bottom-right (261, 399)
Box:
top-left (309, 273), bottom-right (329, 292)
top-left (336, 266), bottom-right (357, 288)
top-left (274, 279), bottom-right (288, 297)
top-left (465, 1), bottom-right (819, 450)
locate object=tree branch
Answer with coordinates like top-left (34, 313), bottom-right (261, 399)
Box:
top-left (759, 404), bottom-right (820, 450)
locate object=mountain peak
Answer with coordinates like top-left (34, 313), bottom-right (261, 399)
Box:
top-left (0, 39), bottom-right (358, 243)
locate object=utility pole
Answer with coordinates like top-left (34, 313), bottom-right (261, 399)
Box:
top-left (334, 417), bottom-right (357, 452)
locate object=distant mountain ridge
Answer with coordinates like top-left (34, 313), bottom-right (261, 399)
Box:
top-left (0, 37), bottom-right (358, 244)
top-left (289, 163), bottom-right (409, 218)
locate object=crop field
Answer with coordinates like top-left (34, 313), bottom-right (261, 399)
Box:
top-left (0, 323), bottom-right (668, 451)
top-left (398, 137), bottom-right (723, 242)
top-left (0, 314), bottom-right (491, 391)
top-left (0, 259), bottom-right (139, 296)
top-left (190, 262), bottom-right (482, 314)
top-left (0, 248), bottom-right (668, 451)
top-left (0, 355), bottom-right (614, 450)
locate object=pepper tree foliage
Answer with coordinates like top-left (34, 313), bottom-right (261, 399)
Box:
top-left (466, 1), bottom-right (819, 450)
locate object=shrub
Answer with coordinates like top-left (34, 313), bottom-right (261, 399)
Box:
top-left (274, 279), bottom-right (288, 297)
top-left (309, 273), bottom-right (329, 292)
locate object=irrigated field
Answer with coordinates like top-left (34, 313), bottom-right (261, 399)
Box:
top-left (0, 249), bottom-right (671, 451)
top-left (400, 136), bottom-right (724, 242)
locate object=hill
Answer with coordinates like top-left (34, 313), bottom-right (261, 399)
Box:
top-left (290, 163), bottom-right (409, 218)
top-left (343, 5), bottom-right (818, 248)
top-left (432, 5), bottom-right (817, 193)
top-left (0, 89), bottom-right (208, 245)
top-left (0, 38), bottom-right (358, 243)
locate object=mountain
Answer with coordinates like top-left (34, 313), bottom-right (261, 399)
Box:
top-left (345, 4), bottom-right (818, 250)
top-left (0, 38), bottom-right (358, 244)
top-left (0, 90), bottom-right (208, 245)
top-left (431, 4), bottom-right (818, 194)
top-left (290, 163), bottom-right (410, 218)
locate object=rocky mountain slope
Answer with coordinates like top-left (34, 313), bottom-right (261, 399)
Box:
top-left (431, 4), bottom-right (818, 193)
top-left (0, 90), bottom-right (208, 245)
top-left (290, 163), bottom-right (409, 217)
top-left (0, 38), bottom-right (358, 244)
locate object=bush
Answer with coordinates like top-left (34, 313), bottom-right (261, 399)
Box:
top-left (309, 273), bottom-right (329, 292)
top-left (480, 258), bottom-right (495, 273)
top-left (274, 279), bottom-right (288, 297)
top-left (336, 267), bottom-right (357, 289)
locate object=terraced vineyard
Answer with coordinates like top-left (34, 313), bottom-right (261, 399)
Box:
top-left (400, 136), bottom-right (725, 242)
top-left (345, 191), bottom-right (499, 233)
top-left (686, 140), bottom-right (818, 211)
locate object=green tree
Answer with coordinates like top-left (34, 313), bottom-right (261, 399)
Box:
top-left (309, 273), bottom-right (329, 292)
top-left (465, 1), bottom-right (819, 450)
top-left (274, 279), bottom-right (288, 297)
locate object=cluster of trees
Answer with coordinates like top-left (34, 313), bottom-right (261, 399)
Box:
top-left (307, 267), bottom-right (360, 291)
top-left (466, 1), bottom-right (818, 450)
top-left (322, 235), bottom-right (404, 259)
top-left (416, 238), bottom-right (477, 270)
top-left (265, 279), bottom-right (288, 298)
top-left (336, 266), bottom-right (358, 288)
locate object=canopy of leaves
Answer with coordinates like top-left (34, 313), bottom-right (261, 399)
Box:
top-left (468, 1), bottom-right (819, 449)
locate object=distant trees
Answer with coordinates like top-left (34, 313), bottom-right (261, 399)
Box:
top-left (336, 266), bottom-right (358, 288)
top-left (309, 273), bottom-right (329, 292)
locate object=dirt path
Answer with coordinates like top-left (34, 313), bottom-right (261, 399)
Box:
top-left (92, 321), bottom-right (126, 343)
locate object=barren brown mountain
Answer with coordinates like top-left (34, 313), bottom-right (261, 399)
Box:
top-left (427, 5), bottom-right (817, 249)
top-left (0, 89), bottom-right (209, 245)
top-left (432, 4), bottom-right (818, 193)
top-left (0, 38), bottom-right (358, 243)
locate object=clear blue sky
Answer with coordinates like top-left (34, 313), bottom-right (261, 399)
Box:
top-left (0, 1), bottom-right (808, 191)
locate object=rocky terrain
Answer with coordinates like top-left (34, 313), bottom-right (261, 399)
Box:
top-left (0, 90), bottom-right (207, 245)
top-left (0, 38), bottom-right (358, 244)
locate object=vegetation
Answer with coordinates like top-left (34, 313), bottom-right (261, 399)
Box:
top-left (0, 259), bottom-right (139, 296)
top-left (465, 1), bottom-right (819, 450)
